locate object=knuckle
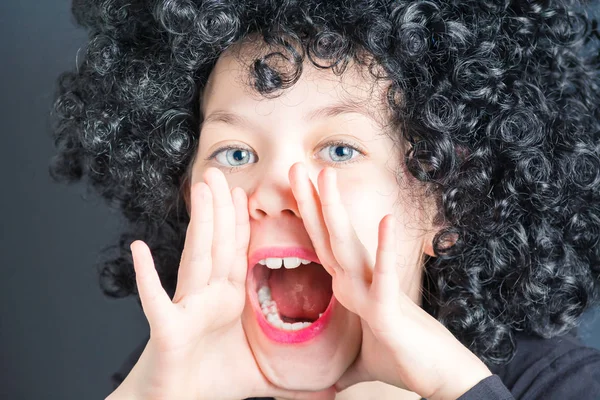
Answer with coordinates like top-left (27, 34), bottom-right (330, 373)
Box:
top-left (212, 239), bottom-right (234, 258)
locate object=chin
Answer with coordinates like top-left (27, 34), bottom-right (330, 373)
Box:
top-left (242, 247), bottom-right (362, 390)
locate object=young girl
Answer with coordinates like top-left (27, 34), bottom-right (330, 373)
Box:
top-left (50, 0), bottom-right (600, 399)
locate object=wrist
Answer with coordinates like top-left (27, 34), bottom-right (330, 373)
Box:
top-left (105, 362), bottom-right (144, 400)
top-left (105, 377), bottom-right (140, 400)
top-left (105, 342), bottom-right (156, 400)
top-left (429, 360), bottom-right (492, 400)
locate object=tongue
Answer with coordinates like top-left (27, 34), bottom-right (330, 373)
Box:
top-left (268, 263), bottom-right (333, 321)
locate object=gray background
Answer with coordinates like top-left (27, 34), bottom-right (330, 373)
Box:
top-left (0, 1), bottom-right (599, 399)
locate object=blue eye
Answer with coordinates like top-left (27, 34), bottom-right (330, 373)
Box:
top-left (329, 145), bottom-right (354, 161)
top-left (212, 147), bottom-right (257, 167)
top-left (318, 142), bottom-right (362, 163)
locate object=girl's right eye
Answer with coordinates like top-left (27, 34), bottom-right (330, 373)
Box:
top-left (208, 146), bottom-right (258, 168)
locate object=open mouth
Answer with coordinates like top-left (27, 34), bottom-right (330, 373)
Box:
top-left (248, 251), bottom-right (335, 343)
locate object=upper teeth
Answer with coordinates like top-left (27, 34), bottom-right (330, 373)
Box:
top-left (258, 257), bottom-right (311, 269)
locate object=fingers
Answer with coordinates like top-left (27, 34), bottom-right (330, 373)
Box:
top-left (318, 167), bottom-right (373, 281)
top-left (204, 168), bottom-right (237, 282)
top-left (131, 240), bottom-right (173, 330)
top-left (289, 163), bottom-right (339, 276)
top-left (175, 181), bottom-right (214, 300)
top-left (371, 214), bottom-right (399, 305)
top-left (230, 186), bottom-right (250, 284)
top-left (175, 168), bottom-right (244, 301)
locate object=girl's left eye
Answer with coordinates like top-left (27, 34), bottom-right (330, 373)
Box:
top-left (316, 142), bottom-right (364, 164)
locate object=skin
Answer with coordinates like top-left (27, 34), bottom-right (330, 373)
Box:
top-left (108, 40), bottom-right (491, 400)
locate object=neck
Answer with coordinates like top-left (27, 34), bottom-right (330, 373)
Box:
top-left (335, 381), bottom-right (421, 400)
top-left (276, 381), bottom-right (421, 400)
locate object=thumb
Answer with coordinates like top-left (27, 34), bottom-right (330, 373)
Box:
top-left (334, 357), bottom-right (370, 392)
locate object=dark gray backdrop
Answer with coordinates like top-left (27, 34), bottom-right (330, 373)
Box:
top-left (1, 1), bottom-right (599, 399)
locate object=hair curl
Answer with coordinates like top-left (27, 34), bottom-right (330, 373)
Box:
top-left (50, 0), bottom-right (600, 365)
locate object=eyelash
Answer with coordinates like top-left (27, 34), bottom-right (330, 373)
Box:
top-left (205, 140), bottom-right (366, 170)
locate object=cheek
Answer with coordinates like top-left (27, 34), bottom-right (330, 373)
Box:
top-left (338, 173), bottom-right (427, 267)
top-left (338, 175), bottom-right (399, 259)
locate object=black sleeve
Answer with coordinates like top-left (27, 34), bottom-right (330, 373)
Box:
top-left (489, 330), bottom-right (600, 400)
top-left (456, 342), bottom-right (600, 400)
top-left (507, 346), bottom-right (600, 399)
top-left (457, 375), bottom-right (514, 400)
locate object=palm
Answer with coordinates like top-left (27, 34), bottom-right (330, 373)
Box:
top-left (177, 281), bottom-right (245, 340)
top-left (149, 280), bottom-right (245, 354)
top-left (330, 273), bottom-right (367, 316)
top-left (355, 323), bottom-right (403, 385)
top-left (332, 281), bottom-right (416, 391)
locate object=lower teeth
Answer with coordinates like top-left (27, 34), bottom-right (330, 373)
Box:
top-left (257, 285), bottom-right (317, 331)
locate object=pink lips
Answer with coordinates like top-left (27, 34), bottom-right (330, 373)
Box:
top-left (247, 246), bottom-right (335, 344)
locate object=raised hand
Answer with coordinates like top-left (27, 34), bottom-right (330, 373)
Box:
top-left (107, 167), bottom-right (334, 400)
top-left (289, 163), bottom-right (492, 400)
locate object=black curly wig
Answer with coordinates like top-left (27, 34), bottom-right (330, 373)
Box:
top-left (49, 0), bottom-right (600, 366)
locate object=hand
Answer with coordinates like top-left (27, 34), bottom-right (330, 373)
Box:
top-left (289, 163), bottom-right (492, 400)
top-left (108, 167), bottom-right (334, 400)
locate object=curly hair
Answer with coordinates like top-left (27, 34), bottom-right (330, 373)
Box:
top-left (49, 0), bottom-right (600, 366)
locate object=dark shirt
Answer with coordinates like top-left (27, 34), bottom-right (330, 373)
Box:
top-left (111, 330), bottom-right (600, 399)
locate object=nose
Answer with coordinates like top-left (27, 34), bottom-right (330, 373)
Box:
top-left (247, 165), bottom-right (302, 220)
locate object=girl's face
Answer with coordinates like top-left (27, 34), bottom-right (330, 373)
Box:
top-left (190, 43), bottom-right (434, 390)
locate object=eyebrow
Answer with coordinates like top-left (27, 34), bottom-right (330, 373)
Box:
top-left (202, 101), bottom-right (382, 128)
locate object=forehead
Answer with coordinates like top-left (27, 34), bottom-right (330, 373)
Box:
top-left (200, 39), bottom-right (391, 128)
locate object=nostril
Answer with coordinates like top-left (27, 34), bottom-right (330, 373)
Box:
top-left (282, 208), bottom-right (298, 218)
top-left (251, 208), bottom-right (268, 219)
top-left (247, 186), bottom-right (301, 218)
